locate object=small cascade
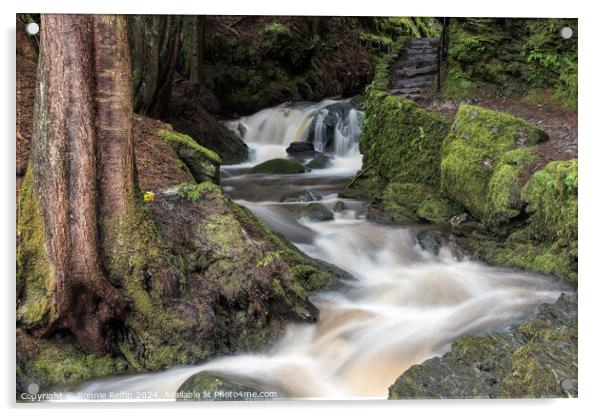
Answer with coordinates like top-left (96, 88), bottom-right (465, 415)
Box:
top-left (226, 98), bottom-right (363, 164)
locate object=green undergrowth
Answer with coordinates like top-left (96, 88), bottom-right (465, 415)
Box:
top-left (444, 18), bottom-right (577, 110)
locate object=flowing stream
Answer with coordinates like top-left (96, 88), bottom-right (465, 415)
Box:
top-left (62, 99), bottom-right (568, 400)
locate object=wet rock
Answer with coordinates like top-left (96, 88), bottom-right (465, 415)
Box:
top-left (333, 200), bottom-right (347, 212)
top-left (450, 213), bottom-right (491, 239)
top-left (306, 101), bottom-right (355, 152)
top-left (298, 203), bottom-right (334, 222)
top-left (285, 141), bottom-right (321, 162)
top-left (286, 141), bottom-right (315, 154)
top-left (306, 154), bottom-right (332, 169)
top-left (280, 190), bottom-right (323, 203)
top-left (416, 230), bottom-right (443, 256)
top-left (389, 293), bottom-right (577, 399)
top-left (177, 371), bottom-right (272, 401)
top-left (250, 158), bottom-right (307, 175)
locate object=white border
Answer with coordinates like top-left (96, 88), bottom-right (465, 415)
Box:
top-left (2, 1), bottom-right (600, 416)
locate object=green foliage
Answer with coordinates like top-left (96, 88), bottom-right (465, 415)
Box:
top-left (444, 18), bottom-right (578, 109)
top-left (359, 33), bottom-right (394, 54)
top-left (372, 17), bottom-right (440, 39)
top-left (250, 158), bottom-right (306, 175)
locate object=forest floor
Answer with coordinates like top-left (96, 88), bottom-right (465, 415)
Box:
top-left (425, 94), bottom-right (578, 176)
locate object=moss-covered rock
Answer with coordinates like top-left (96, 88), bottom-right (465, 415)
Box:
top-left (343, 91), bottom-right (456, 223)
top-left (177, 371), bottom-right (274, 401)
top-left (250, 158), bottom-right (307, 175)
top-left (157, 128), bottom-right (221, 184)
top-left (359, 91), bottom-right (452, 188)
top-left (381, 182), bottom-right (462, 224)
top-left (388, 293), bottom-right (577, 399)
top-left (440, 104), bottom-right (547, 230)
top-left (17, 330), bottom-right (129, 393)
top-left (464, 159), bottom-right (578, 284)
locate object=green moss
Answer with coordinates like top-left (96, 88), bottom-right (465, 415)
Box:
top-left (441, 104), bottom-right (547, 221)
top-left (360, 91), bottom-right (451, 188)
top-left (250, 158), bottom-right (306, 175)
top-left (203, 214), bottom-right (246, 250)
top-left (344, 91), bottom-right (455, 224)
top-left (176, 182), bottom-right (220, 202)
top-left (444, 18), bottom-right (577, 109)
top-left (382, 182), bottom-right (462, 224)
top-left (22, 335), bottom-right (129, 391)
top-left (521, 159), bottom-right (577, 243)
top-left (466, 236), bottom-right (577, 284)
top-left (16, 168), bottom-right (56, 328)
top-left (485, 148), bottom-right (537, 230)
top-left (157, 128), bottom-right (221, 184)
top-left (289, 264), bottom-right (335, 292)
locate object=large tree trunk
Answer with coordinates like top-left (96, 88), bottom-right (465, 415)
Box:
top-left (28, 14), bottom-right (134, 355)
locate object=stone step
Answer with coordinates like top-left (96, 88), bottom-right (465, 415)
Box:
top-left (408, 38), bottom-right (439, 47)
top-left (389, 87), bottom-right (425, 95)
top-left (405, 52), bottom-right (438, 60)
top-left (392, 76), bottom-right (435, 89)
top-left (394, 64), bottom-right (437, 77)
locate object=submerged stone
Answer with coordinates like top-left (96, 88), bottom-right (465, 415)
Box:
top-left (415, 230), bottom-right (443, 256)
top-left (298, 203), bottom-right (334, 222)
top-left (177, 372), bottom-right (273, 401)
top-left (250, 158), bottom-right (307, 175)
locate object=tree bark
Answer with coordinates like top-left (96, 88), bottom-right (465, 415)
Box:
top-left (29, 14), bottom-right (134, 355)
top-left (128, 15), bottom-right (182, 119)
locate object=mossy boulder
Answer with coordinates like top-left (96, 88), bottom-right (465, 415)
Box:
top-left (381, 182), bottom-right (462, 224)
top-left (358, 91), bottom-right (451, 189)
top-left (389, 293), bottom-right (577, 399)
top-left (464, 159), bottom-right (578, 284)
top-left (157, 128), bottom-right (221, 184)
top-left (440, 104), bottom-right (547, 230)
top-left (306, 154), bottom-right (332, 169)
top-left (250, 158), bottom-right (307, 175)
top-left (177, 371), bottom-right (271, 401)
top-left (343, 91), bottom-right (455, 223)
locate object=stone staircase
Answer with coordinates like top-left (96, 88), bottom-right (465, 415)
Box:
top-left (389, 37), bottom-right (440, 102)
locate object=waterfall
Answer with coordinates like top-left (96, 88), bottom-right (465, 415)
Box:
top-left (226, 98), bottom-right (363, 164)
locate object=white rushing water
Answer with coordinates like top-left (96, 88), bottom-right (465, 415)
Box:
top-left (62, 99), bottom-right (568, 401)
top-left (225, 98), bottom-right (363, 170)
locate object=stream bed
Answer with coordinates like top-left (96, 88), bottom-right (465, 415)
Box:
top-left (59, 99), bottom-right (569, 400)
